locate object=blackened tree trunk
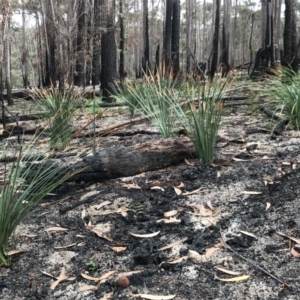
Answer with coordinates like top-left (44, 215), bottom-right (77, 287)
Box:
top-left (220, 20), bottom-right (229, 77)
top-left (100, 0), bottom-right (117, 102)
top-left (171, 0), bottom-right (180, 78)
top-left (142, 0), bottom-right (150, 75)
top-left (4, 19), bottom-right (12, 106)
top-left (186, 0), bottom-right (191, 74)
top-left (92, 0), bottom-right (101, 87)
top-left (74, 0), bottom-right (86, 87)
top-left (210, 0), bottom-right (220, 80)
top-left (21, 0), bottom-right (29, 89)
top-left (163, 0), bottom-right (173, 75)
top-left (154, 44), bottom-right (160, 76)
top-left (119, 0), bottom-right (126, 79)
top-left (283, 0), bottom-right (298, 72)
top-left (43, 2), bottom-right (56, 87)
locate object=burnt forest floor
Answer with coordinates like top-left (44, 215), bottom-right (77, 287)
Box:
top-left (1, 100), bottom-right (300, 300)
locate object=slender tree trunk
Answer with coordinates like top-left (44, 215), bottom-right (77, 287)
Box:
top-left (283, 0), bottom-right (298, 72)
top-left (100, 0), bottom-right (117, 101)
top-left (186, 0), bottom-right (191, 74)
top-left (42, 0), bottom-right (56, 87)
top-left (21, 0), bottom-right (29, 88)
top-left (154, 43), bottom-right (160, 76)
top-left (74, 0), bottom-right (86, 87)
top-left (163, 0), bottom-right (173, 75)
top-left (172, 0), bottom-right (180, 78)
top-left (210, 0), bottom-right (220, 80)
top-left (4, 18), bottom-right (12, 105)
top-left (119, 0), bottom-right (126, 79)
top-left (142, 0), bottom-right (150, 75)
top-left (92, 0), bottom-right (101, 86)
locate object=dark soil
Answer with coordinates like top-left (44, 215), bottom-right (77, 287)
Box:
top-left (1, 106), bottom-right (300, 300)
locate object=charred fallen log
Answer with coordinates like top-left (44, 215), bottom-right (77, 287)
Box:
top-left (64, 137), bottom-right (195, 182)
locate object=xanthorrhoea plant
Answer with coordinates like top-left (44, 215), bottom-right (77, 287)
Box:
top-left (0, 142), bottom-right (78, 266)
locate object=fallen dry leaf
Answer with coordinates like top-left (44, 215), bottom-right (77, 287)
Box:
top-left (50, 267), bottom-right (69, 290)
top-left (277, 232), bottom-right (300, 244)
top-left (199, 204), bottom-right (213, 217)
top-left (291, 248), bottom-right (300, 258)
top-left (6, 249), bottom-right (23, 256)
top-left (239, 231), bottom-right (258, 239)
top-left (173, 187), bottom-right (182, 195)
top-left (81, 270), bottom-right (116, 282)
top-left (54, 243), bottom-right (76, 249)
top-left (164, 210), bottom-right (178, 218)
top-left (78, 285), bottom-right (97, 292)
top-left (129, 231), bottom-right (160, 238)
top-left (122, 183), bottom-right (141, 189)
top-left (158, 238), bottom-right (188, 251)
top-left (184, 158), bottom-right (195, 166)
top-left (205, 247), bottom-right (219, 259)
top-left (156, 217), bottom-right (181, 224)
top-left (151, 186), bottom-right (165, 191)
top-left (266, 202), bottom-right (271, 211)
top-left (188, 249), bottom-right (203, 263)
top-left (241, 191), bottom-right (262, 195)
top-left (91, 201), bottom-right (111, 210)
top-left (182, 187), bottom-right (203, 195)
top-left (20, 234), bottom-right (38, 238)
top-left (109, 246), bottom-right (127, 252)
top-left (91, 229), bottom-right (113, 242)
top-left (131, 294), bottom-right (176, 300)
top-left (215, 267), bottom-right (242, 276)
top-left (206, 200), bottom-right (213, 210)
top-left (44, 227), bottom-right (69, 232)
top-left (232, 157), bottom-right (248, 162)
top-left (215, 274), bottom-right (250, 282)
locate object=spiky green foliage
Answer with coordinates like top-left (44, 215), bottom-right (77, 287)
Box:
top-left (266, 68), bottom-right (300, 129)
top-left (34, 88), bottom-right (84, 150)
top-left (172, 81), bottom-right (225, 163)
top-left (0, 142), bottom-right (77, 266)
top-left (113, 74), bottom-right (181, 138)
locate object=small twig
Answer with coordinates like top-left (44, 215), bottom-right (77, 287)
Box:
top-left (220, 231), bottom-right (289, 287)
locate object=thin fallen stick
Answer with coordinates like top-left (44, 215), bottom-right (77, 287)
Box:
top-left (220, 231), bottom-right (289, 287)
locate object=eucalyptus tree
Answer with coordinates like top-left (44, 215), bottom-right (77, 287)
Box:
top-left (210, 0), bottom-right (220, 80)
top-left (142, 0), bottom-right (150, 74)
top-left (282, 0), bottom-right (298, 71)
top-left (172, 0), bottom-right (180, 78)
top-left (100, 0), bottom-right (117, 101)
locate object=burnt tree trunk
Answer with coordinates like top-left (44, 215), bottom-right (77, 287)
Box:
top-left (119, 0), bottom-right (126, 79)
top-left (74, 0), bottom-right (86, 87)
top-left (282, 0), bottom-right (298, 72)
top-left (172, 0), bottom-right (180, 78)
top-left (92, 0), bottom-right (101, 87)
top-left (100, 0), bottom-right (117, 102)
top-left (142, 0), bottom-right (150, 75)
top-left (163, 0), bottom-right (173, 75)
top-left (209, 0), bottom-right (220, 81)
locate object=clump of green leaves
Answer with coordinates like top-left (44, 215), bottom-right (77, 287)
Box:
top-left (128, 201), bottom-right (145, 217)
top-left (0, 141), bottom-right (77, 266)
top-left (113, 74), bottom-right (181, 138)
top-left (266, 68), bottom-right (300, 129)
top-left (34, 88), bottom-right (84, 150)
top-left (87, 260), bottom-right (97, 271)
